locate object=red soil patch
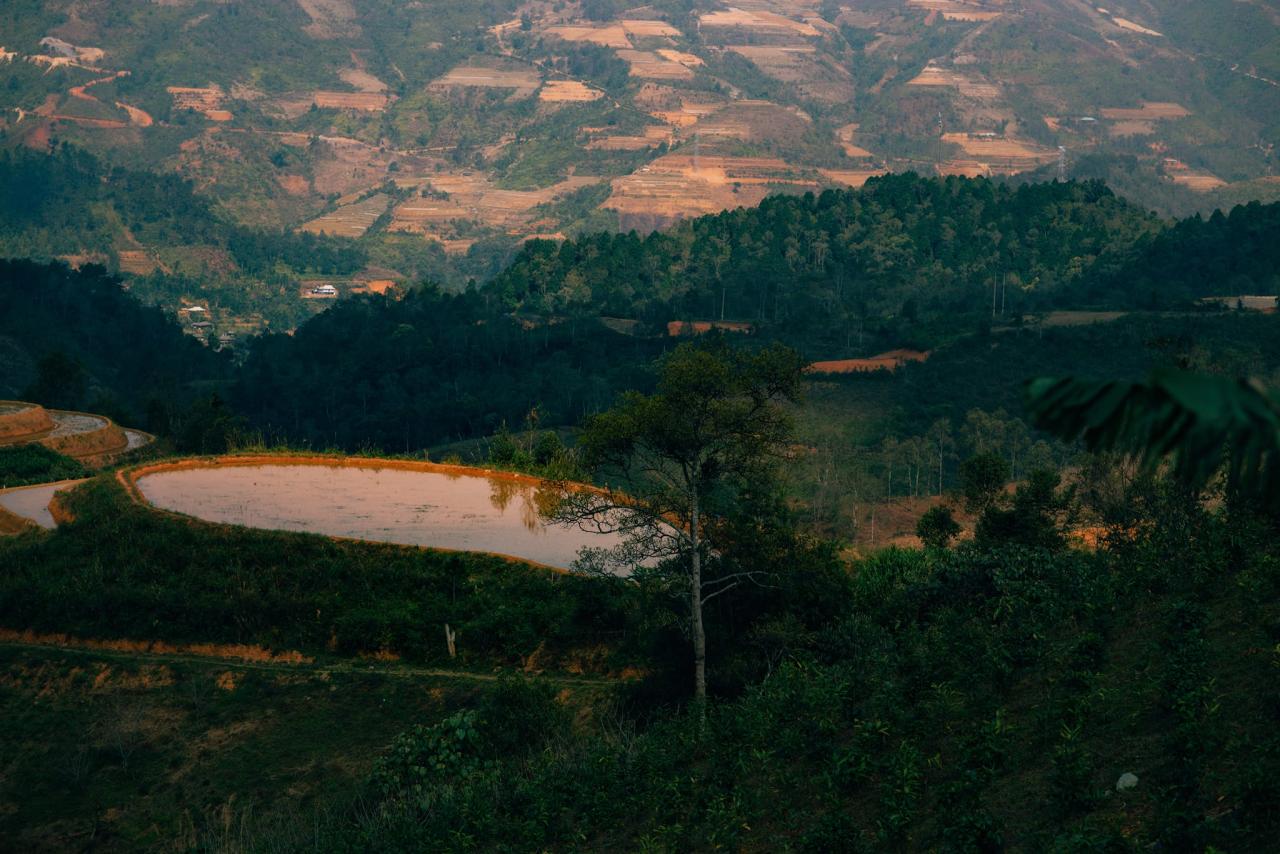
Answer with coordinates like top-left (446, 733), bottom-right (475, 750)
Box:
top-left (667, 320), bottom-right (755, 337)
top-left (807, 349), bottom-right (930, 374)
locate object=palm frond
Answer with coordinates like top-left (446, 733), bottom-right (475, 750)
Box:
top-left (1025, 368), bottom-right (1280, 506)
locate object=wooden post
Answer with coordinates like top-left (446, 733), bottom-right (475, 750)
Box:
top-left (445, 624), bottom-right (456, 659)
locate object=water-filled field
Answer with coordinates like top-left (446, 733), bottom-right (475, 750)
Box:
top-left (135, 463), bottom-right (634, 572)
top-left (0, 480), bottom-right (88, 529)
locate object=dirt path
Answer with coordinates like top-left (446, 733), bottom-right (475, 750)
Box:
top-left (0, 635), bottom-right (616, 686)
top-left (62, 69), bottom-right (155, 128)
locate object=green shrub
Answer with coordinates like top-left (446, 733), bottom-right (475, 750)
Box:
top-left (0, 444), bottom-right (86, 488)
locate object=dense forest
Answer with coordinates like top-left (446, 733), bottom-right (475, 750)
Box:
top-left (0, 259), bottom-right (229, 417)
top-left (487, 176), bottom-right (1280, 356)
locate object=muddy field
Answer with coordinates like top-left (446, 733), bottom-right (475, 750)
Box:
top-left (807, 349), bottom-right (930, 375)
top-left (546, 24), bottom-right (634, 48)
top-left (167, 86), bottom-right (231, 121)
top-left (836, 123), bottom-right (875, 158)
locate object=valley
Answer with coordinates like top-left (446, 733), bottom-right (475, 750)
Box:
top-left (0, 2), bottom-right (1279, 850)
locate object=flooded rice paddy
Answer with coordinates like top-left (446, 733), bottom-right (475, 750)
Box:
top-left (135, 463), bottom-right (634, 572)
top-left (47, 413), bottom-right (107, 437)
top-left (0, 480), bottom-right (89, 529)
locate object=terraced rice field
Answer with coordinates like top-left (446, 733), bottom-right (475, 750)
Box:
top-left (1100, 102), bottom-right (1189, 121)
top-left (905, 0), bottom-right (1003, 21)
top-left (941, 132), bottom-right (1057, 173)
top-left (301, 193), bottom-right (391, 238)
top-left (539, 80), bottom-right (603, 102)
top-left (313, 91), bottom-right (389, 111)
top-left (606, 154), bottom-right (816, 226)
top-left (389, 175), bottom-right (599, 247)
top-left (0, 480), bottom-right (88, 530)
top-left (132, 460), bottom-right (640, 573)
top-left (618, 50), bottom-right (694, 80)
top-left (699, 7), bottom-right (821, 37)
top-left (431, 66), bottom-right (542, 97)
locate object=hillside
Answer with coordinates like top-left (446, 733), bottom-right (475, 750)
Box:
top-left (2, 0), bottom-right (1277, 296)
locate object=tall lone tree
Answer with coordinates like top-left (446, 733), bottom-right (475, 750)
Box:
top-left (555, 340), bottom-right (806, 710)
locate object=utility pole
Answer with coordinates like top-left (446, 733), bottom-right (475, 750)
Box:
top-left (1058, 146), bottom-right (1067, 182)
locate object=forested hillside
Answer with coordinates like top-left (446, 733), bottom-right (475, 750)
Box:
top-left (4, 175), bottom-right (1279, 453)
top-left (0, 259), bottom-right (228, 416)
top-left (490, 175), bottom-right (1278, 351)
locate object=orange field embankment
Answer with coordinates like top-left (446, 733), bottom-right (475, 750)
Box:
top-left (808, 349), bottom-right (930, 375)
top-left (0, 627), bottom-right (313, 665)
top-left (41, 412), bottom-right (129, 460)
top-left (0, 506), bottom-right (36, 535)
top-left (0, 402), bottom-right (54, 442)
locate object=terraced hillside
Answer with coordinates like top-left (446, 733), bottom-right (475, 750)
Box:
top-left (2, 0), bottom-right (1276, 280)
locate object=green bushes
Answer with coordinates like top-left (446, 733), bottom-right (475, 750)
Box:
top-left (0, 477), bottom-right (642, 670)
top-left (0, 444), bottom-right (86, 488)
top-left (319, 505), bottom-right (1280, 850)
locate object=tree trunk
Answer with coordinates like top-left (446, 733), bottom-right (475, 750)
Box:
top-left (690, 494), bottom-right (707, 722)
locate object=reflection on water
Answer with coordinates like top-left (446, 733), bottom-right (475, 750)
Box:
top-left (135, 464), bottom-right (624, 573)
top-left (488, 478), bottom-right (566, 532)
top-left (0, 480), bottom-right (89, 529)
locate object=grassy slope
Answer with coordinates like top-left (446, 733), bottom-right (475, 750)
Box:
top-left (0, 644), bottom-right (605, 851)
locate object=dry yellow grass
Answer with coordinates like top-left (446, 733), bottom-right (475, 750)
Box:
top-left (545, 24), bottom-right (633, 48)
top-left (539, 80), bottom-right (603, 102)
top-left (1112, 17), bottom-right (1162, 36)
top-left (1171, 172), bottom-right (1227, 192)
top-left (313, 91), bottom-right (389, 111)
top-left (622, 19), bottom-right (681, 38)
top-left (820, 168), bottom-right (887, 188)
top-left (1109, 120), bottom-right (1155, 136)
